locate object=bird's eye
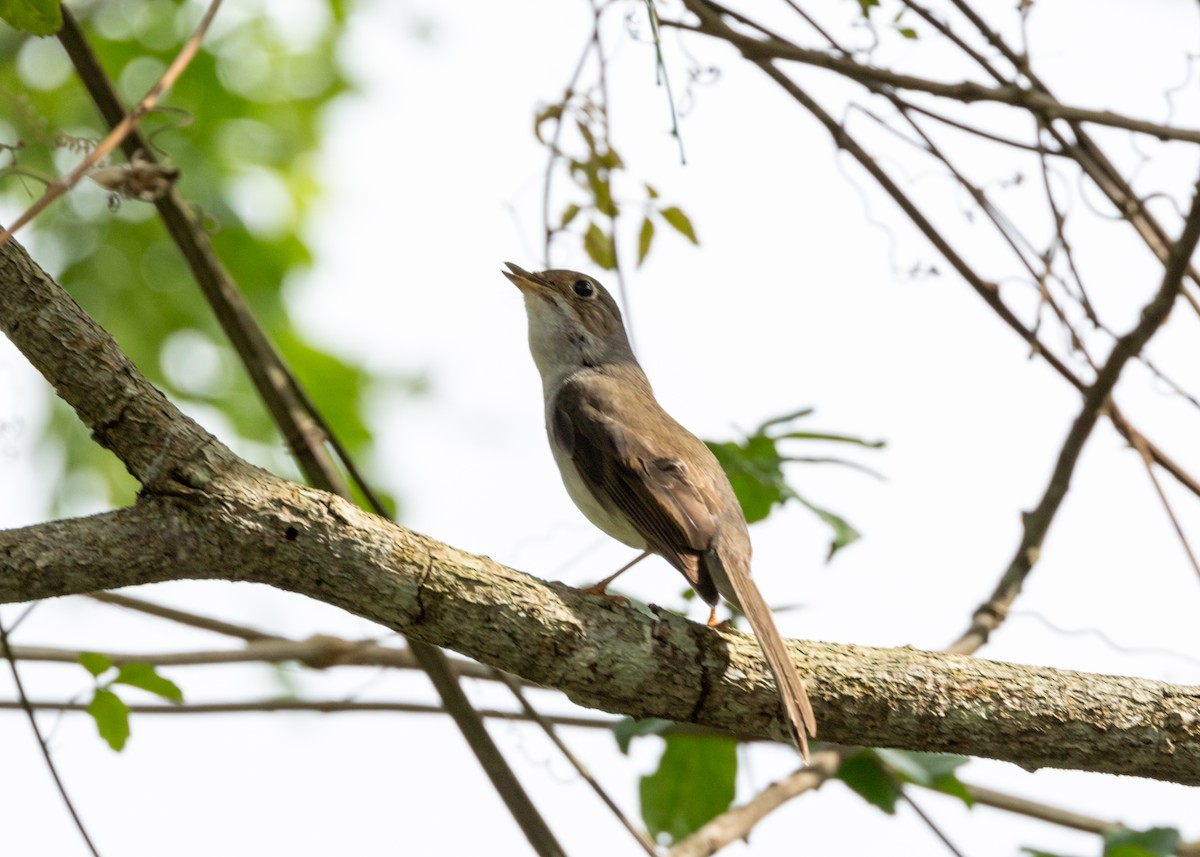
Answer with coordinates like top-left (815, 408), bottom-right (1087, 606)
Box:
top-left (573, 279), bottom-right (595, 298)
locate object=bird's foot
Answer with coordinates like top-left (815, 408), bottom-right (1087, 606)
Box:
top-left (706, 607), bottom-right (732, 629)
top-left (582, 583), bottom-right (628, 607)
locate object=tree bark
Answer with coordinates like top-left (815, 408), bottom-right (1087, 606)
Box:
top-left (2, 232), bottom-right (1198, 786)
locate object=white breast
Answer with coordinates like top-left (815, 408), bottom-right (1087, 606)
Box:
top-left (549, 437), bottom-right (647, 550)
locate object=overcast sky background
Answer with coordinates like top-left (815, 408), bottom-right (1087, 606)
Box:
top-left (2, 0), bottom-right (1200, 854)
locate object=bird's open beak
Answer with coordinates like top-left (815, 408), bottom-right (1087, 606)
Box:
top-left (502, 262), bottom-right (547, 295)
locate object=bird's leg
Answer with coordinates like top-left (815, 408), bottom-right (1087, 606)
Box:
top-left (706, 606), bottom-right (733, 629)
top-left (583, 550), bottom-right (650, 597)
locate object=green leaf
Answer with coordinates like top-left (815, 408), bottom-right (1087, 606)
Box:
top-left (792, 494), bottom-right (861, 560)
top-left (585, 164), bottom-right (618, 216)
top-left (755, 407), bottom-right (815, 432)
top-left (0, 0), bottom-right (62, 35)
top-left (659, 206), bottom-right (698, 244)
top-left (836, 750), bottom-right (900, 814)
top-left (560, 203), bottom-right (581, 228)
top-left (1020, 850), bottom-right (1076, 857)
top-left (707, 435), bottom-right (788, 524)
top-left (875, 749), bottom-right (973, 807)
top-left (533, 102), bottom-right (563, 143)
top-left (640, 735), bottom-right (737, 845)
top-left (584, 222), bottom-right (617, 270)
top-left (637, 216), bottom-right (655, 267)
top-left (87, 688), bottom-right (131, 751)
top-left (897, 26), bottom-right (918, 39)
top-left (857, 0), bottom-right (879, 17)
top-left (114, 662), bottom-right (184, 703)
top-left (645, 183), bottom-right (660, 199)
top-left (613, 717), bottom-right (674, 754)
top-left (78, 651), bottom-right (114, 678)
top-left (775, 430), bottom-right (885, 449)
top-left (1103, 827), bottom-right (1181, 857)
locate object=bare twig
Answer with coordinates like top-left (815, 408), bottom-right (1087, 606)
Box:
top-left (87, 592), bottom-right (282, 643)
top-left (668, 22), bottom-right (1200, 145)
top-left (0, 619), bottom-right (102, 857)
top-left (951, 180), bottom-right (1200, 653)
top-left (899, 790), bottom-right (967, 857)
top-left (495, 671), bottom-right (660, 856)
top-left (0, 697), bottom-right (613, 725)
top-left (0, 0), bottom-right (224, 250)
top-left (1128, 431), bottom-right (1200, 581)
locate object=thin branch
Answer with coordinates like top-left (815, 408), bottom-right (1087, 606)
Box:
top-left (899, 790), bottom-right (967, 857)
top-left (0, 0), bottom-right (224, 249)
top-left (667, 750), bottom-right (841, 857)
top-left (0, 619), bottom-right (102, 857)
top-left (541, 38), bottom-right (594, 266)
top-left (87, 592), bottom-right (282, 643)
top-left (676, 0), bottom-right (1200, 504)
top-left (668, 22), bottom-right (1200, 145)
top-left (941, 0), bottom-right (1200, 320)
top-left (1128, 430), bottom-right (1200, 582)
top-left (963, 781), bottom-right (1183, 847)
top-left (495, 671), bottom-right (660, 856)
top-left (950, 179), bottom-right (1200, 654)
top-left (0, 697), bottom-right (615, 725)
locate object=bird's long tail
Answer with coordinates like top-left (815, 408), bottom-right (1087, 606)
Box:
top-left (705, 547), bottom-right (816, 762)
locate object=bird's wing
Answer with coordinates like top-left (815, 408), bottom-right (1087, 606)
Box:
top-left (552, 377), bottom-right (719, 594)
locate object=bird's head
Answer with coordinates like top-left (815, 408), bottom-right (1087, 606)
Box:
top-left (502, 262), bottom-right (636, 387)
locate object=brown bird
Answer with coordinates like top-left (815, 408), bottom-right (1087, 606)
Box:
top-left (502, 262), bottom-right (817, 759)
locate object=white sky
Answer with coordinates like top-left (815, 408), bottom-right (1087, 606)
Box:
top-left (2, 0), bottom-right (1200, 854)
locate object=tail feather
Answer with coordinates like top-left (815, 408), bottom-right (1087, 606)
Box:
top-left (705, 548), bottom-right (816, 761)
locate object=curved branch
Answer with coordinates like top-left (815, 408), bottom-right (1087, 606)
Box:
top-left (1, 494), bottom-right (1198, 784)
top-left (2, 175), bottom-right (1199, 787)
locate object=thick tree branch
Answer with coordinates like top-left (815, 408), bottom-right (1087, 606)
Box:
top-left (2, 193), bottom-right (1199, 785)
top-left (1, 496), bottom-right (1198, 784)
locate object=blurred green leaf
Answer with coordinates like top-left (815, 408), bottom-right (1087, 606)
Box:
top-left (78, 651), bottom-right (114, 677)
top-left (613, 717), bottom-right (674, 754)
top-left (0, 7), bottom-right (413, 516)
top-left (837, 750), bottom-right (900, 813)
top-left (707, 434), bottom-right (787, 524)
top-left (875, 749), bottom-right (972, 807)
top-left (637, 216), bottom-right (655, 267)
top-left (707, 408), bottom-right (880, 559)
top-left (839, 749), bottom-right (972, 815)
top-left (584, 221), bottom-right (617, 269)
top-left (114, 662), bottom-right (184, 703)
top-left (857, 0), bottom-right (880, 17)
top-left (560, 203), bottom-right (581, 227)
top-left (897, 26), bottom-right (918, 39)
top-left (1021, 850), bottom-right (1075, 857)
top-left (793, 494), bottom-right (861, 560)
top-left (776, 430), bottom-right (884, 448)
top-left (533, 102), bottom-right (562, 143)
top-left (0, 0), bottom-right (61, 35)
top-left (586, 163), bottom-right (617, 217)
top-left (1103, 827), bottom-right (1180, 857)
top-left (87, 688), bottom-right (131, 751)
top-left (659, 205), bottom-right (698, 244)
top-left (640, 734), bottom-right (736, 845)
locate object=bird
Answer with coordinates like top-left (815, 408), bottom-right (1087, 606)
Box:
top-left (502, 262), bottom-right (817, 760)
